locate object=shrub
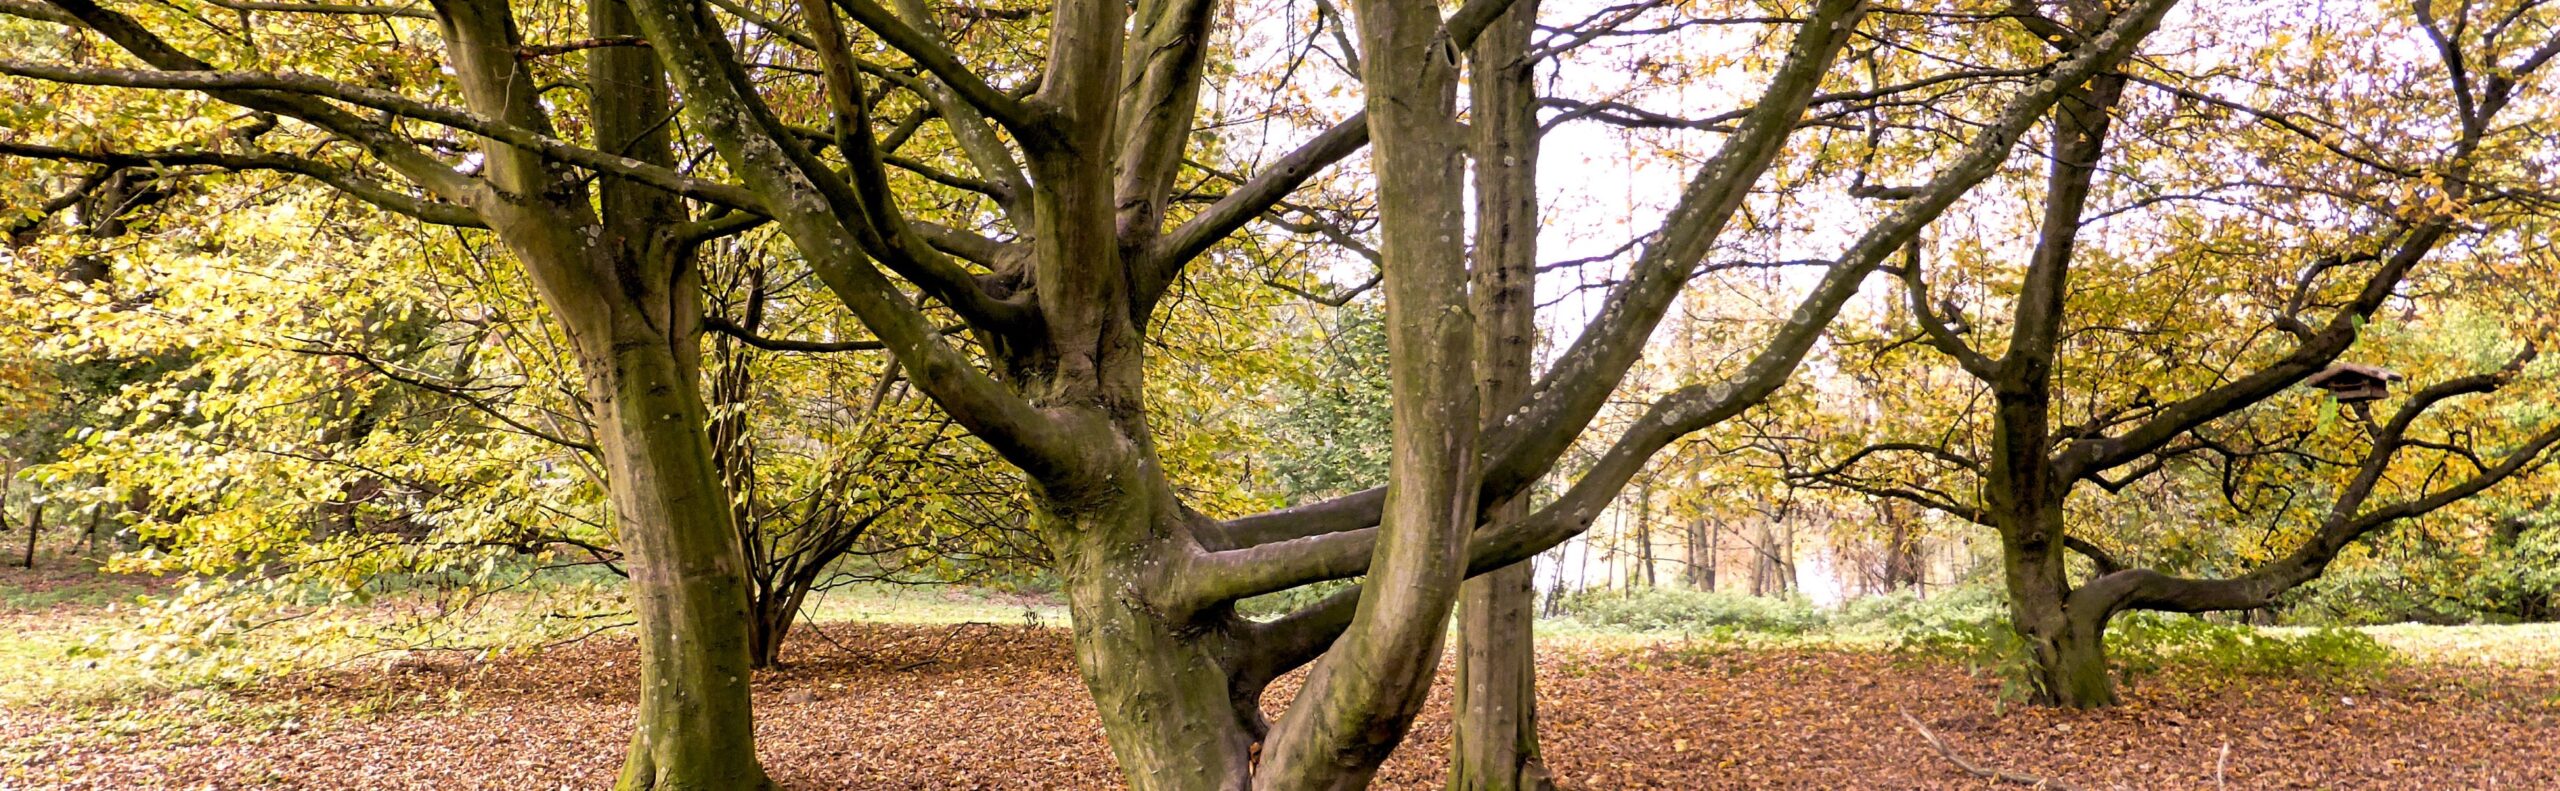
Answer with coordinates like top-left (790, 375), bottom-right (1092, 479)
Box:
top-left (2109, 613), bottom-right (2393, 681)
top-left (1831, 583), bottom-right (2008, 636)
top-left (1555, 587), bottom-right (1824, 634)
top-left (1898, 608), bottom-right (2395, 704)
top-left (1237, 579), bottom-right (1358, 619)
top-left (2282, 566), bottom-right (2484, 627)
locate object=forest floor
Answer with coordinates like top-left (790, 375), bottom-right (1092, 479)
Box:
top-left (2, 564), bottom-right (2557, 789)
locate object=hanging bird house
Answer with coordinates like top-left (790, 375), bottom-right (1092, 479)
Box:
top-left (2304, 363), bottom-right (2403, 403)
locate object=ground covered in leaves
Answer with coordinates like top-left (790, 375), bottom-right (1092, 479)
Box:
top-left (4, 611), bottom-right (2558, 790)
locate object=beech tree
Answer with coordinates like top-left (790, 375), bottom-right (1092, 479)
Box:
top-left (5, 0), bottom-right (773, 785)
top-left (1, 0), bottom-right (2177, 785)
top-left (1786, 0), bottom-right (2560, 707)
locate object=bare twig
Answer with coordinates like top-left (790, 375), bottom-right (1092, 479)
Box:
top-left (1897, 706), bottom-right (2083, 791)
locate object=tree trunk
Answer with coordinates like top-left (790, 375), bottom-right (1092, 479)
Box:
top-left (2035, 618), bottom-right (2114, 707)
top-left (0, 460), bottom-right (15, 565)
top-left (1997, 498), bottom-right (2117, 707)
top-left (1704, 521), bottom-right (1720, 592)
top-left (1052, 469), bottom-right (1258, 791)
top-left (1881, 505), bottom-right (1922, 591)
top-left (84, 496), bottom-right (101, 556)
top-left (747, 583), bottom-right (808, 670)
top-left (1983, 68), bottom-right (2128, 710)
top-left (588, 335), bottom-right (767, 789)
top-left (22, 490), bottom-right (41, 569)
top-left (1452, 562), bottom-right (1547, 790)
top-left (1256, 0), bottom-right (1482, 778)
top-left (1633, 481), bottom-right (1656, 589)
top-left (421, 0), bottom-right (773, 784)
top-left (1450, 0), bottom-right (1548, 782)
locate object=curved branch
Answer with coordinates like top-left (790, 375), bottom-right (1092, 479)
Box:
top-left (831, 0), bottom-right (1048, 142)
top-left (1139, 112), bottom-right (1371, 309)
top-left (1193, 0), bottom-right (2183, 608)
top-left (0, 139), bottom-right (485, 227)
top-left (0, 56), bottom-right (762, 212)
top-left (622, 0), bottom-right (1098, 491)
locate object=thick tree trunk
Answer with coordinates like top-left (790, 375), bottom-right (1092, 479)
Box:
top-left (1257, 0), bottom-right (1480, 780)
top-left (1983, 68), bottom-right (2127, 710)
top-left (1050, 467), bottom-right (1258, 791)
top-left (2035, 617), bottom-right (2115, 707)
top-left (1998, 501), bottom-right (2116, 707)
top-left (421, 1), bottom-right (773, 784)
top-left (593, 338), bottom-right (770, 790)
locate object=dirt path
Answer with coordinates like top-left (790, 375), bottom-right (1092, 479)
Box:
top-left (3, 622), bottom-right (2555, 789)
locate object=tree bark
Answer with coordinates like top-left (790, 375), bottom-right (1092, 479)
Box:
top-left (592, 332), bottom-right (768, 790)
top-left (425, 0), bottom-right (774, 784)
top-left (1255, 0), bottom-right (1480, 782)
top-left (1054, 475), bottom-right (1260, 791)
top-left (1451, 0), bottom-right (1549, 783)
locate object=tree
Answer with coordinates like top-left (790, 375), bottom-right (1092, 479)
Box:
top-left (3, 0), bottom-right (771, 784)
top-left (1, 0), bottom-right (2177, 783)
top-left (1786, 0), bottom-right (2560, 707)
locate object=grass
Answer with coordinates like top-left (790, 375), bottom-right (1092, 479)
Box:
top-left (2357, 621), bottom-right (2560, 666)
top-left (4, 561), bottom-right (2556, 714)
top-left (797, 582), bottom-right (1071, 627)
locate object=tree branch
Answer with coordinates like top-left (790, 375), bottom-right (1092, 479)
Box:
top-left (1192, 0), bottom-right (2183, 605)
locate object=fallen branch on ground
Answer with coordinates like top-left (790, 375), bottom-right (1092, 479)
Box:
top-left (1897, 706), bottom-right (2084, 791)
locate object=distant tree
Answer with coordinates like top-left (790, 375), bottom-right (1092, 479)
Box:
top-left (1785, 0), bottom-right (2560, 707)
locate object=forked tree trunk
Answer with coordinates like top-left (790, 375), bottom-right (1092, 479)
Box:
top-left (1995, 494), bottom-right (2117, 707)
top-left (747, 583), bottom-right (809, 670)
top-left (423, 0), bottom-right (773, 784)
top-left (1050, 459), bottom-right (1259, 790)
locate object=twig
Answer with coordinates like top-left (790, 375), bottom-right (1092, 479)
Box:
top-left (1897, 706), bottom-right (2083, 791)
top-left (894, 621), bottom-right (1000, 671)
top-left (2215, 740), bottom-right (2230, 789)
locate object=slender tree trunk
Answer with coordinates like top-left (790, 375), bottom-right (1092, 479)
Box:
top-left (1451, 0), bottom-right (1549, 783)
top-left (1876, 502), bottom-right (1923, 591)
top-left (1257, 0), bottom-right (1481, 779)
top-left (0, 460), bottom-right (15, 564)
top-left (22, 490), bottom-right (40, 568)
top-left (1452, 563), bottom-right (1545, 790)
top-left (84, 496), bottom-right (101, 557)
top-left (1704, 521), bottom-right (1720, 592)
top-left (1634, 481), bottom-right (1657, 588)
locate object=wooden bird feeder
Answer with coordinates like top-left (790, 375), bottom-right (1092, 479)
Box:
top-left (2304, 363), bottom-right (2403, 403)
